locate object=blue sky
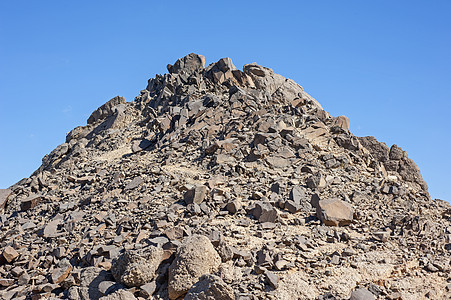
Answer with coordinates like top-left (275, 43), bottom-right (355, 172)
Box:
top-left (1, 1), bottom-right (450, 202)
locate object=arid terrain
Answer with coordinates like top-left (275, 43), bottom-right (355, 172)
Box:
top-left (0, 53), bottom-right (449, 299)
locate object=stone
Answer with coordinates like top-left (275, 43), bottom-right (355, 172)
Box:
top-left (184, 185), bottom-right (208, 205)
top-left (0, 278), bottom-right (14, 287)
top-left (88, 96), bottom-right (126, 125)
top-left (2, 246), bottom-right (19, 263)
top-left (358, 136), bottom-right (389, 162)
top-left (331, 115), bottom-right (349, 131)
top-left (226, 200), bottom-right (241, 214)
top-left (51, 261), bottom-right (73, 284)
top-left (0, 189), bottom-right (11, 210)
top-left (252, 201), bottom-right (278, 223)
top-left (68, 267), bottom-right (114, 300)
top-left (123, 177), bottom-right (144, 191)
top-left (314, 198), bottom-right (353, 226)
top-left (185, 274), bottom-right (235, 300)
top-left (167, 53), bottom-right (205, 74)
top-left (284, 200), bottom-right (302, 213)
top-left (289, 186), bottom-right (305, 204)
top-left (168, 235), bottom-right (221, 299)
top-left (350, 288), bottom-right (375, 300)
top-left (139, 281), bottom-right (156, 298)
top-left (40, 219), bottom-right (61, 237)
top-left (20, 194), bottom-right (41, 211)
top-left (99, 289), bottom-right (137, 300)
top-left (111, 246), bottom-right (164, 287)
top-left (265, 271), bottom-right (279, 289)
top-left (306, 172), bottom-right (326, 190)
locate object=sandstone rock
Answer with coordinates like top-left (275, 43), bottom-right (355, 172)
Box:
top-left (185, 274), bottom-right (235, 300)
top-left (315, 198), bottom-right (353, 226)
top-left (168, 235), bottom-right (221, 299)
top-left (111, 246), bottom-right (164, 287)
top-left (2, 246), bottom-right (19, 263)
top-left (331, 115), bottom-right (349, 131)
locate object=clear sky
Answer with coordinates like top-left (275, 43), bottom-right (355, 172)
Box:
top-left (0, 1), bottom-right (450, 202)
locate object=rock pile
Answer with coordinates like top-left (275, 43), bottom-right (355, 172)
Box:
top-left (0, 53), bottom-right (450, 299)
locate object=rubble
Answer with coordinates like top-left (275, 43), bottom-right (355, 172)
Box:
top-left (0, 53), bottom-right (449, 299)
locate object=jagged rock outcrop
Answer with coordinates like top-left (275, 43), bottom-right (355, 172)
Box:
top-left (0, 53), bottom-right (449, 300)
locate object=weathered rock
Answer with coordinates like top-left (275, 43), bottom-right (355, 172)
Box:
top-left (2, 246), bottom-right (19, 263)
top-left (88, 96), bottom-right (126, 125)
top-left (168, 235), bottom-right (221, 299)
top-left (20, 194), bottom-right (41, 211)
top-left (331, 115), bottom-right (349, 132)
top-left (358, 136), bottom-right (389, 162)
top-left (349, 288), bottom-right (375, 300)
top-left (265, 271), bottom-right (279, 289)
top-left (50, 260), bottom-right (73, 284)
top-left (252, 201), bottom-right (278, 223)
top-left (111, 246), bottom-right (164, 287)
top-left (68, 267), bottom-right (114, 300)
top-left (306, 172), bottom-right (326, 190)
top-left (185, 274), bottom-right (235, 300)
top-left (167, 53), bottom-right (205, 74)
top-left (184, 185), bottom-right (207, 204)
top-left (315, 198), bottom-right (353, 226)
top-left (99, 289), bottom-right (137, 300)
top-left (0, 189), bottom-right (11, 210)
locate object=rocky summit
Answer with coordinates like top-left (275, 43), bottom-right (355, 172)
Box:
top-left (0, 53), bottom-right (450, 300)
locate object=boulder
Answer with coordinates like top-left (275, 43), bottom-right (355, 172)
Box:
top-left (252, 201), bottom-right (278, 223)
top-left (167, 53), bottom-right (205, 74)
top-left (87, 96), bottom-right (126, 125)
top-left (111, 246), bottom-right (164, 287)
top-left (314, 198), bottom-right (353, 226)
top-left (184, 185), bottom-right (208, 205)
top-left (168, 235), bottom-right (221, 299)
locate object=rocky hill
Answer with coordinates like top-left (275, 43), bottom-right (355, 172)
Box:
top-left (0, 53), bottom-right (449, 300)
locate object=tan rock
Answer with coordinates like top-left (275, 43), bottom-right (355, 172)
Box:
top-left (168, 235), bottom-right (221, 299)
top-left (315, 198), bottom-right (353, 226)
top-left (2, 246), bottom-right (19, 263)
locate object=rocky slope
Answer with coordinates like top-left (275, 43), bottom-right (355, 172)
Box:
top-left (0, 53), bottom-right (450, 300)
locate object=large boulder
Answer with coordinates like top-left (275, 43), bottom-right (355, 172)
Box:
top-left (111, 246), bottom-right (164, 287)
top-left (167, 53), bottom-right (205, 75)
top-left (87, 96), bottom-right (126, 125)
top-left (358, 136), bottom-right (389, 162)
top-left (168, 235), bottom-right (221, 299)
top-left (314, 198), bottom-right (353, 226)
